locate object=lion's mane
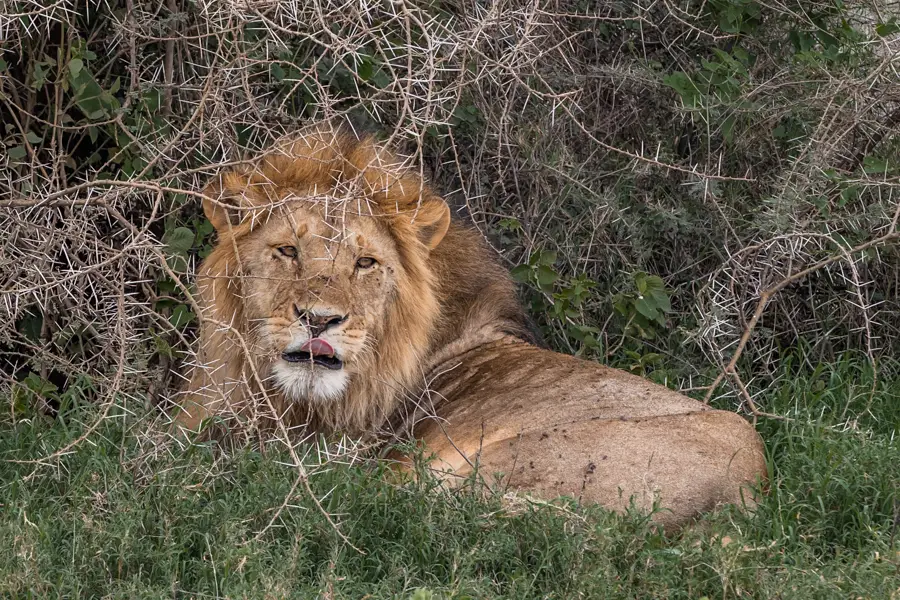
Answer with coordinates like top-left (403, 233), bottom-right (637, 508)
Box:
top-left (180, 124), bottom-right (532, 435)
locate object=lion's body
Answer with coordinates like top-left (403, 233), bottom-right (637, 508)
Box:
top-left (396, 339), bottom-right (766, 527)
top-left (176, 123), bottom-right (767, 526)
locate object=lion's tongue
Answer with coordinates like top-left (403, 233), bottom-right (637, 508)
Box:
top-left (300, 338), bottom-right (335, 357)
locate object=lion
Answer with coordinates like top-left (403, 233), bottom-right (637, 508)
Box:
top-left (174, 122), bottom-right (766, 526)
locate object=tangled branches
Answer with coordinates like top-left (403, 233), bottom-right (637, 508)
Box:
top-left (1, 0), bottom-right (899, 450)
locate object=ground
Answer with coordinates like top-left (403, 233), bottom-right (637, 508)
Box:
top-left (1, 354), bottom-right (897, 599)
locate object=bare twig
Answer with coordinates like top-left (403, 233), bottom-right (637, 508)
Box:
top-left (703, 229), bottom-right (900, 409)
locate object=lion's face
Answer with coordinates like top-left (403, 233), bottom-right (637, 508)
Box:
top-left (186, 127), bottom-right (453, 433)
top-left (182, 126), bottom-right (454, 433)
top-left (233, 200), bottom-right (404, 403)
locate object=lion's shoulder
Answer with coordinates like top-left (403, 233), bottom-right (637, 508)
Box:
top-left (427, 222), bottom-right (535, 353)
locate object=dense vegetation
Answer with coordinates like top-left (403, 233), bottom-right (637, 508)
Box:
top-left (1, 1), bottom-right (898, 597)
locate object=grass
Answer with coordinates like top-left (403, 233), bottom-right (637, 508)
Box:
top-left (1, 354), bottom-right (898, 599)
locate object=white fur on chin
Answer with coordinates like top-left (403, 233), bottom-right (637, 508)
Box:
top-left (271, 361), bottom-right (349, 403)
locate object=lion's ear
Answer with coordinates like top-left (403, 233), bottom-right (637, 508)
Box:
top-left (202, 176), bottom-right (245, 233)
top-left (412, 196), bottom-right (451, 250)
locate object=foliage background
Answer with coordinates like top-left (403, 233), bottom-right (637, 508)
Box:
top-left (1, 1), bottom-right (899, 596)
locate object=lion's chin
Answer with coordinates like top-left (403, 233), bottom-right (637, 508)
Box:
top-left (271, 361), bottom-right (349, 403)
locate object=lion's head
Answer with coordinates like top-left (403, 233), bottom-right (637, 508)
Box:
top-left (177, 124), bottom-right (453, 434)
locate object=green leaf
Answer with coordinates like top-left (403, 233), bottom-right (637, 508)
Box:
top-left (356, 58), bottom-right (373, 82)
top-left (649, 289), bottom-right (671, 313)
top-left (634, 297), bottom-right (659, 320)
top-left (151, 332), bottom-right (174, 359)
top-left (663, 72), bottom-right (698, 105)
top-left (371, 70), bottom-right (391, 89)
top-left (498, 217), bottom-right (521, 231)
top-left (875, 22), bottom-right (900, 37)
top-left (510, 264), bottom-right (532, 283)
top-left (536, 265), bottom-right (559, 290)
top-left (24, 372), bottom-right (58, 396)
top-left (68, 57), bottom-right (83, 77)
top-left (839, 186), bottom-right (859, 207)
top-left (195, 218), bottom-right (214, 237)
top-left (142, 88), bottom-right (162, 112)
top-left (641, 352), bottom-right (663, 364)
top-left (568, 324), bottom-right (600, 343)
top-left (721, 115), bottom-right (736, 143)
top-left (862, 155), bottom-right (889, 174)
top-left (644, 274), bottom-right (665, 291)
top-left (169, 305), bottom-right (196, 329)
top-left (7, 145), bottom-right (27, 160)
top-left (70, 65), bottom-right (110, 119)
top-left (26, 131), bottom-right (42, 144)
top-left (30, 63), bottom-right (47, 89)
top-left (0, 58), bottom-right (7, 70)
top-left (635, 273), bottom-right (649, 295)
top-left (165, 226), bottom-right (195, 254)
top-left (452, 105), bottom-right (481, 125)
top-left (157, 279), bottom-right (177, 295)
top-left (165, 254), bottom-right (188, 273)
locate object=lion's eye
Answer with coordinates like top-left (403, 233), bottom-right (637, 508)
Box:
top-left (277, 246), bottom-right (297, 258)
top-left (356, 256), bottom-right (377, 269)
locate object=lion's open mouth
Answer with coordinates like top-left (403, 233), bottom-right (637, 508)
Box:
top-left (282, 338), bottom-right (343, 370)
top-left (282, 352), bottom-right (344, 370)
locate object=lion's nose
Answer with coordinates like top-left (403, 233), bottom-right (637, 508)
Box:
top-left (293, 306), bottom-right (347, 338)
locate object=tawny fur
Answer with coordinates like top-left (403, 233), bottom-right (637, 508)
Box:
top-left (174, 123), bottom-right (530, 435)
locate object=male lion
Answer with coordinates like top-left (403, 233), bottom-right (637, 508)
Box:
top-left (175, 122), bottom-right (766, 526)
